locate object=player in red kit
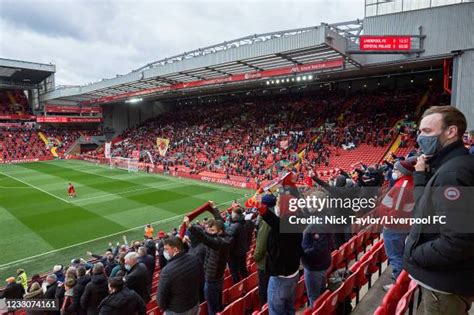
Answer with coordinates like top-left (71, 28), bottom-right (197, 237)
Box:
top-left (68, 183), bottom-right (76, 198)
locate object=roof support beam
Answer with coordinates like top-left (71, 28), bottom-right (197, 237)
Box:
top-left (236, 60), bottom-right (263, 71)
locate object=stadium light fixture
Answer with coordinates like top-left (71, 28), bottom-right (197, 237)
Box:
top-left (296, 77), bottom-right (301, 82)
top-left (410, 79), bottom-right (414, 83)
top-left (266, 81), bottom-right (270, 85)
top-left (291, 78), bottom-right (295, 82)
top-left (302, 76), bottom-right (307, 81)
top-left (429, 78), bottom-right (433, 82)
top-left (308, 75), bottom-right (313, 80)
top-left (276, 79), bottom-right (280, 84)
top-left (271, 80), bottom-right (275, 84)
top-left (125, 98), bottom-right (143, 104)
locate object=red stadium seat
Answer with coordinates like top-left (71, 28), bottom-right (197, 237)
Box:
top-left (249, 262), bottom-right (258, 274)
top-left (312, 290), bottom-right (338, 315)
top-left (395, 280), bottom-right (418, 315)
top-left (223, 275), bottom-right (233, 290)
top-left (352, 257), bottom-right (371, 302)
top-left (199, 302), bottom-right (208, 315)
top-left (252, 303), bottom-right (268, 315)
top-left (243, 287), bottom-right (260, 314)
top-left (146, 307), bottom-right (163, 315)
top-left (343, 236), bottom-right (357, 264)
top-left (222, 280), bottom-right (244, 305)
top-left (217, 297), bottom-right (245, 315)
top-left (381, 281), bottom-right (405, 314)
top-left (294, 277), bottom-right (307, 309)
top-left (374, 306), bottom-right (388, 315)
top-left (244, 272), bottom-right (258, 293)
top-left (302, 290), bottom-right (331, 315)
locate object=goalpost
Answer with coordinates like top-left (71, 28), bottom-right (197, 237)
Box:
top-left (109, 156), bottom-right (139, 173)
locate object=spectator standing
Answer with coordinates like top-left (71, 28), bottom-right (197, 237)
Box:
top-left (156, 236), bottom-right (203, 315)
top-left (185, 211), bottom-right (231, 315)
top-left (253, 216), bottom-right (270, 306)
top-left (98, 277), bottom-right (145, 315)
top-left (301, 224), bottom-right (332, 306)
top-left (403, 106), bottom-right (474, 315)
top-left (124, 252), bottom-right (150, 303)
top-left (226, 207), bottom-right (250, 283)
top-left (80, 263), bottom-right (109, 315)
top-left (23, 281), bottom-right (44, 315)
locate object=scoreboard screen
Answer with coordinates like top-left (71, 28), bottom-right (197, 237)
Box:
top-left (360, 36), bottom-right (411, 51)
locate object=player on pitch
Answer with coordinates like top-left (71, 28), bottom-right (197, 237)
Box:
top-left (68, 183), bottom-right (76, 198)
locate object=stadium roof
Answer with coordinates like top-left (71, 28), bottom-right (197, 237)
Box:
top-left (0, 58), bottom-right (55, 89)
top-left (41, 20), bottom-right (365, 105)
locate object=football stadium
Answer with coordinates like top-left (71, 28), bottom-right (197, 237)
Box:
top-left (1, 0), bottom-right (474, 314)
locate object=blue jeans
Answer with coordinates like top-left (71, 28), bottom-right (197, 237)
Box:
top-left (383, 228), bottom-right (408, 280)
top-left (267, 274), bottom-right (298, 315)
top-left (304, 268), bottom-right (327, 306)
top-left (204, 279), bottom-right (223, 315)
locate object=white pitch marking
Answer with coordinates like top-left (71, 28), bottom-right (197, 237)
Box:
top-left (0, 170), bottom-right (71, 204)
top-left (0, 195), bottom-right (248, 269)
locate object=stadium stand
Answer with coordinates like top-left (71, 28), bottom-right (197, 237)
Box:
top-left (107, 88), bottom-right (428, 187)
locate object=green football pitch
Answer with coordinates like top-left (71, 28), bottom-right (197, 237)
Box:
top-left (0, 160), bottom-right (250, 280)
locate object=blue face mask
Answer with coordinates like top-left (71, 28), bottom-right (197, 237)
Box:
top-left (417, 134), bottom-right (442, 157)
top-left (391, 172), bottom-right (399, 181)
top-left (124, 264), bottom-right (131, 271)
top-left (163, 251), bottom-right (171, 261)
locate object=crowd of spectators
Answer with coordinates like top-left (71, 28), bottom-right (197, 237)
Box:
top-left (0, 125), bottom-right (103, 161)
top-left (110, 89), bottom-right (425, 184)
top-left (0, 126), bottom-right (51, 161)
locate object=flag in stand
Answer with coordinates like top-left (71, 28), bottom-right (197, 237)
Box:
top-left (104, 142), bottom-right (111, 159)
top-left (156, 138), bottom-right (170, 156)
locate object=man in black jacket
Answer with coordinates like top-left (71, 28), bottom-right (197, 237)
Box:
top-left (185, 209), bottom-right (231, 315)
top-left (80, 263), bottom-right (109, 315)
top-left (0, 277), bottom-right (24, 299)
top-left (124, 252), bottom-right (150, 303)
top-left (157, 236), bottom-right (203, 314)
top-left (403, 106), bottom-right (474, 315)
top-left (43, 274), bottom-right (60, 315)
top-left (137, 246), bottom-right (155, 296)
top-left (98, 277), bottom-right (145, 315)
top-left (0, 277), bottom-right (25, 313)
top-left (226, 207), bottom-right (250, 283)
top-left (258, 193), bottom-right (303, 315)
top-left (75, 266), bottom-right (91, 315)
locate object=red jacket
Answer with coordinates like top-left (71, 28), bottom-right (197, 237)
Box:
top-left (377, 176), bottom-right (414, 230)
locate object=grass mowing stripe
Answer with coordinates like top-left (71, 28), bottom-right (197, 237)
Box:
top-left (62, 160), bottom-right (251, 195)
top-left (0, 195), bottom-right (248, 269)
top-left (0, 169), bottom-right (71, 204)
top-left (0, 160), bottom-right (249, 280)
top-left (71, 181), bottom-right (188, 204)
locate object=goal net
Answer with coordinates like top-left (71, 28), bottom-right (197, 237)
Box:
top-left (109, 157), bottom-right (139, 173)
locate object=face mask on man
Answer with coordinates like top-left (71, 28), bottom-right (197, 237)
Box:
top-left (124, 264), bottom-right (131, 271)
top-left (163, 250), bottom-right (171, 261)
top-left (391, 172), bottom-right (399, 181)
top-left (416, 126), bottom-right (453, 157)
top-left (416, 134), bottom-right (442, 157)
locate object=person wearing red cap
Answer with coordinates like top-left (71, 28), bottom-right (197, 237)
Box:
top-left (378, 157), bottom-right (416, 291)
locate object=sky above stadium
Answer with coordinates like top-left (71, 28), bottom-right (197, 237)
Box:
top-left (0, 0), bottom-right (364, 86)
